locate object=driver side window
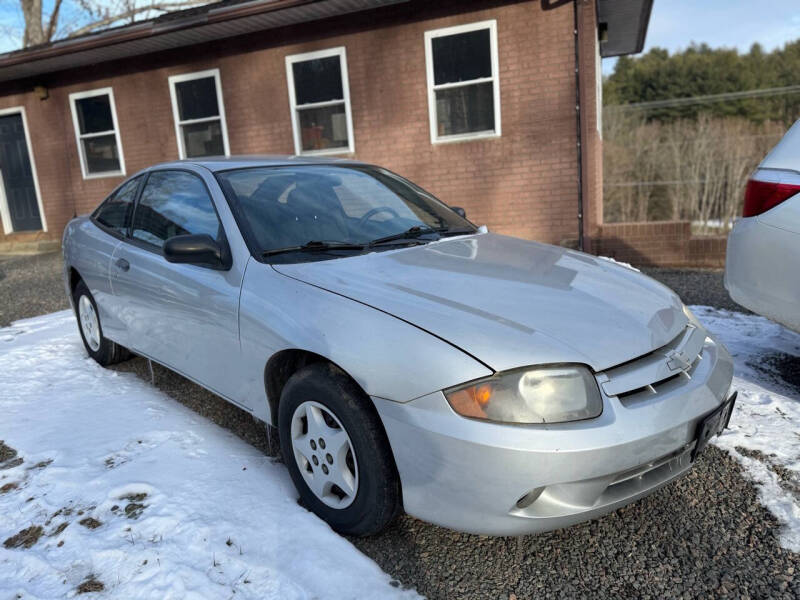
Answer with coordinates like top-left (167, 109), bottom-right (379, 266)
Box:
top-left (132, 170), bottom-right (222, 249)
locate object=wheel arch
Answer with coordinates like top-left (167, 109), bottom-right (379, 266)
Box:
top-left (68, 266), bottom-right (83, 295)
top-left (265, 348), bottom-right (404, 521)
top-left (264, 349), bottom-right (334, 427)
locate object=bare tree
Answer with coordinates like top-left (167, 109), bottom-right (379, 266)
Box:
top-left (603, 109), bottom-right (786, 232)
top-left (14, 0), bottom-right (214, 49)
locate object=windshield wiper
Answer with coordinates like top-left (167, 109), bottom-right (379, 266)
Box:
top-left (369, 225), bottom-right (477, 247)
top-left (368, 225), bottom-right (438, 247)
top-left (437, 227), bottom-right (477, 237)
top-left (262, 240), bottom-right (366, 257)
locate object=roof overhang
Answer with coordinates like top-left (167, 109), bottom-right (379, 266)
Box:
top-left (0, 0), bottom-right (407, 84)
top-left (596, 0), bottom-right (653, 58)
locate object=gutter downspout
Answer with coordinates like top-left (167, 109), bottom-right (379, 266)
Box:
top-left (573, 0), bottom-right (584, 252)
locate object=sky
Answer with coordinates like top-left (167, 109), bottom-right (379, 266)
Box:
top-left (603, 0), bottom-right (800, 75)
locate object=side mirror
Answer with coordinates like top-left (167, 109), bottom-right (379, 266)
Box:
top-left (451, 206), bottom-right (467, 218)
top-left (163, 234), bottom-right (231, 270)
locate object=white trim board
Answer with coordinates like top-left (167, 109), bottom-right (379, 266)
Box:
top-left (0, 106), bottom-right (48, 234)
top-left (285, 46), bottom-right (355, 156)
top-left (424, 19), bottom-right (502, 144)
top-left (168, 68), bottom-right (231, 159)
top-left (68, 87), bottom-right (126, 180)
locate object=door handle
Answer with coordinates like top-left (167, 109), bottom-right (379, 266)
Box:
top-left (115, 258), bottom-right (130, 272)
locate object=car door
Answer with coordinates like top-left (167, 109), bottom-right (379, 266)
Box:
top-left (70, 176), bottom-right (143, 346)
top-left (109, 167), bottom-right (250, 409)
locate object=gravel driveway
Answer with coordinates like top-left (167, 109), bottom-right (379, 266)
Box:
top-left (2, 253), bottom-right (798, 599)
top-left (0, 252), bottom-right (68, 327)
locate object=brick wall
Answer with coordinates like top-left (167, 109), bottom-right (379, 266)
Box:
top-left (0, 0), bottom-right (595, 249)
top-left (593, 221), bottom-right (727, 268)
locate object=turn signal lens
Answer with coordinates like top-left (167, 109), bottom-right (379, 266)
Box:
top-left (444, 365), bottom-right (602, 424)
top-left (446, 386), bottom-right (493, 418)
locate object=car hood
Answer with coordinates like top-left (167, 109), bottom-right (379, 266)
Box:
top-left (272, 233), bottom-right (688, 373)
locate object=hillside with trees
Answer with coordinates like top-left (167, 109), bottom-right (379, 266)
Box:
top-left (603, 41), bottom-right (800, 228)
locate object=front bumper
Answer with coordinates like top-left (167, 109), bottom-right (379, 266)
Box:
top-left (374, 337), bottom-right (734, 536)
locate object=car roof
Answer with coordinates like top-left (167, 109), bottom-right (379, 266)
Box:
top-left (150, 155), bottom-right (369, 173)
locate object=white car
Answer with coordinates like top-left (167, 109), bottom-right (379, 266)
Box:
top-left (726, 119), bottom-right (800, 333)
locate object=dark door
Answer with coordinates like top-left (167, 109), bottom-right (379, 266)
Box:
top-left (0, 113), bottom-right (42, 231)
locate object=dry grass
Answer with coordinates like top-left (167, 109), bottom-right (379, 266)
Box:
top-left (78, 517), bottom-right (103, 529)
top-left (0, 440), bottom-right (17, 463)
top-left (76, 575), bottom-right (104, 594)
top-left (3, 525), bottom-right (43, 549)
top-left (0, 481), bottom-right (19, 494)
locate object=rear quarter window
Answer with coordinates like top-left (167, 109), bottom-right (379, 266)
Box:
top-left (93, 176), bottom-right (141, 235)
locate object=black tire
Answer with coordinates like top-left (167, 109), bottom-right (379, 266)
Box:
top-left (73, 280), bottom-right (130, 366)
top-left (278, 363), bottom-right (401, 536)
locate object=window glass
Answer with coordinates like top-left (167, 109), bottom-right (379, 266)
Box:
top-left (95, 176), bottom-right (140, 234)
top-left (132, 171), bottom-right (221, 248)
top-left (170, 72), bottom-right (228, 159)
top-left (432, 29), bottom-right (491, 85)
top-left (427, 23), bottom-right (499, 141)
top-left (83, 134), bottom-right (122, 174)
top-left (216, 166), bottom-right (474, 257)
top-left (182, 121), bottom-right (225, 158)
top-left (298, 104), bottom-right (349, 151)
top-left (292, 56), bottom-right (344, 105)
top-left (70, 90), bottom-right (124, 176)
top-left (435, 82), bottom-right (495, 136)
top-left (175, 77), bottom-right (220, 121)
top-left (75, 96), bottom-right (114, 134)
top-left (287, 49), bottom-right (352, 154)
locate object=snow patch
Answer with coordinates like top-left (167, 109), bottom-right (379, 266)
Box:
top-left (692, 305), bottom-right (800, 552)
top-left (0, 311), bottom-right (417, 599)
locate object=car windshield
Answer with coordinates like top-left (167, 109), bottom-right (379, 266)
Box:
top-left (215, 165), bottom-right (475, 261)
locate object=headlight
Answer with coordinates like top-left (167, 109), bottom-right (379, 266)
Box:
top-left (444, 365), bottom-right (602, 424)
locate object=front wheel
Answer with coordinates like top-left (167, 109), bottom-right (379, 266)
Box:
top-left (278, 363), bottom-right (401, 536)
top-left (73, 280), bottom-right (130, 366)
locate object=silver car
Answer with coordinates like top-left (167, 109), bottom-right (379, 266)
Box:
top-left (726, 119), bottom-right (800, 333)
top-left (62, 157), bottom-right (736, 536)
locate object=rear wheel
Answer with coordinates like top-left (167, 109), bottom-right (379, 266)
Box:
top-left (278, 363), bottom-right (401, 536)
top-left (73, 280), bottom-right (130, 366)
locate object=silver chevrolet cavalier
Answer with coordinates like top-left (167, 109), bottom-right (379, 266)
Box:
top-left (62, 157), bottom-right (736, 536)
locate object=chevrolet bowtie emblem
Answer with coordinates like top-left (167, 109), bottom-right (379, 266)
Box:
top-left (666, 349), bottom-right (693, 371)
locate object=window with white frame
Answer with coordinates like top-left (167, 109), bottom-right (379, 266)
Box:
top-left (69, 88), bottom-right (125, 178)
top-left (424, 20), bottom-right (501, 143)
top-left (285, 47), bottom-right (354, 155)
top-left (168, 69), bottom-right (230, 159)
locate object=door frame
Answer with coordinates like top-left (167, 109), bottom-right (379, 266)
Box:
top-left (0, 106), bottom-right (47, 234)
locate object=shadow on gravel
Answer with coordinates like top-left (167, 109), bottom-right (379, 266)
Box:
top-left (108, 356), bottom-right (799, 599)
top-left (351, 449), bottom-right (799, 599)
top-left (752, 352), bottom-right (800, 395)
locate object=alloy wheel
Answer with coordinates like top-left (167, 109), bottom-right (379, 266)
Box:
top-left (290, 400), bottom-right (359, 509)
top-left (78, 294), bottom-right (101, 352)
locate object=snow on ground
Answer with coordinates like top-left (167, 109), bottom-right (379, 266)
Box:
top-left (0, 311), bottom-right (418, 599)
top-left (693, 305), bottom-right (800, 553)
top-left (1, 306), bottom-right (798, 598)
